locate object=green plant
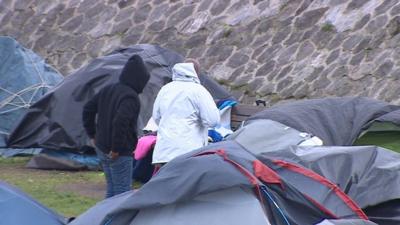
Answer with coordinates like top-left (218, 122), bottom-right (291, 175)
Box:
top-left (321, 23), bottom-right (335, 32)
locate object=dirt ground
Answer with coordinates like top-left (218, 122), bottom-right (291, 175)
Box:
top-left (57, 182), bottom-right (105, 199)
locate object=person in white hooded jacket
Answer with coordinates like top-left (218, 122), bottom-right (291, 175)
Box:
top-left (152, 60), bottom-right (220, 165)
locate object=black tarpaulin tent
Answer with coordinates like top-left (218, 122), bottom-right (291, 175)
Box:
top-left (7, 44), bottom-right (233, 151)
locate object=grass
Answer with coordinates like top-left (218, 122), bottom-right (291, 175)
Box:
top-left (0, 157), bottom-right (104, 218)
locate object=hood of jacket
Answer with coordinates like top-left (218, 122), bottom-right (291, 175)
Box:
top-left (119, 55), bottom-right (150, 94)
top-left (172, 63), bottom-right (200, 84)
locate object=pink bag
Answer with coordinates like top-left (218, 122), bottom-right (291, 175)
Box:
top-left (134, 135), bottom-right (157, 160)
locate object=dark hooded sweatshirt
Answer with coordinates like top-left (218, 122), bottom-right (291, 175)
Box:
top-left (82, 55), bottom-right (150, 156)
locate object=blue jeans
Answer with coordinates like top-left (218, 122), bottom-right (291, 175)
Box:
top-left (95, 148), bottom-right (133, 198)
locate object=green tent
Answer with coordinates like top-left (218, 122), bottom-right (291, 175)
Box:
top-left (354, 121), bottom-right (400, 153)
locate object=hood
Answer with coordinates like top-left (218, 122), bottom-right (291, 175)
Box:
top-left (172, 63), bottom-right (200, 84)
top-left (119, 55), bottom-right (150, 94)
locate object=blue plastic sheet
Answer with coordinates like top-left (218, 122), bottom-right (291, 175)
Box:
top-left (0, 36), bottom-right (63, 147)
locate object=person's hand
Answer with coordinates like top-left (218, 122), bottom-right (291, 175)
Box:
top-left (91, 139), bottom-right (96, 147)
top-left (109, 151), bottom-right (119, 160)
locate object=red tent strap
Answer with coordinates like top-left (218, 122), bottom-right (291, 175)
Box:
top-left (273, 159), bottom-right (368, 220)
top-left (253, 160), bottom-right (283, 189)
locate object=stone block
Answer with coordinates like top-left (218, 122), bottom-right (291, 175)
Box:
top-left (86, 3), bottom-right (106, 19)
top-left (327, 33), bottom-right (346, 50)
top-left (271, 26), bottom-right (292, 44)
top-left (210, 0), bottom-right (230, 16)
top-left (277, 44), bottom-right (298, 66)
top-left (346, 0), bottom-right (368, 11)
top-left (331, 66), bottom-right (348, 78)
top-left (352, 14), bottom-right (370, 31)
top-left (294, 8), bottom-right (328, 30)
top-left (57, 7), bottom-right (76, 25)
top-left (167, 5), bottom-right (195, 27)
top-left (184, 34), bottom-right (208, 49)
top-left (277, 77), bottom-right (293, 91)
top-left (87, 39), bottom-right (106, 57)
top-left (280, 82), bottom-right (301, 99)
top-left (256, 19), bottom-right (273, 34)
top-left (230, 66), bottom-right (246, 85)
top-left (256, 60), bottom-right (276, 77)
top-left (313, 73), bottom-right (330, 89)
top-left (178, 11), bottom-right (210, 35)
top-left (352, 36), bottom-right (371, 53)
top-left (349, 51), bottom-right (365, 66)
top-left (342, 35), bottom-right (363, 51)
top-left (257, 83), bottom-right (275, 96)
top-left (375, 60), bottom-right (394, 77)
top-left (227, 52), bottom-right (249, 68)
top-left (296, 41), bottom-right (315, 60)
top-left (257, 44), bottom-right (281, 63)
top-left (274, 65), bottom-right (293, 82)
top-left (187, 47), bottom-right (206, 58)
top-left (312, 28), bottom-right (335, 49)
top-left (366, 15), bottom-right (389, 33)
top-left (375, 0), bottom-right (397, 15)
top-left (134, 4), bottom-right (152, 23)
top-left (118, 0), bottom-right (136, 9)
top-left (71, 53), bottom-right (88, 69)
top-left (197, 0), bottom-right (213, 12)
top-left (284, 30), bottom-right (304, 46)
top-left (61, 15), bottom-right (83, 32)
top-left (110, 19), bottom-right (132, 35)
top-left (325, 49), bottom-right (340, 65)
top-left (148, 21), bottom-right (166, 32)
top-left (390, 4), bottom-right (400, 16)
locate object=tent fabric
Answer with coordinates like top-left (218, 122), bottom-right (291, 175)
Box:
top-left (254, 145), bottom-right (400, 224)
top-left (0, 36), bottom-right (62, 148)
top-left (364, 199), bottom-right (400, 225)
top-left (247, 97), bottom-right (400, 146)
top-left (132, 187), bottom-right (271, 225)
top-left (7, 45), bottom-right (233, 151)
top-left (227, 119), bottom-right (313, 154)
top-left (255, 145), bottom-right (400, 209)
top-left (0, 181), bottom-right (67, 225)
top-left (70, 140), bottom-right (367, 225)
top-left (316, 219), bottom-right (377, 225)
top-left (26, 149), bottom-right (100, 170)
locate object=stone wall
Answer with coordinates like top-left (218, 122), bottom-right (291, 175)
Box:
top-left (1, 0), bottom-right (400, 105)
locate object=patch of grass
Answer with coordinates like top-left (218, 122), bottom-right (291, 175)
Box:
top-left (0, 157), bottom-right (104, 217)
top-left (321, 23), bottom-right (335, 32)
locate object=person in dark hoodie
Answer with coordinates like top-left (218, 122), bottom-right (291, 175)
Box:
top-left (82, 55), bottom-right (150, 198)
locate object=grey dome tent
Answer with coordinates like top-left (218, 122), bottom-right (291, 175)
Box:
top-left (229, 117), bottom-right (400, 225)
top-left (0, 181), bottom-right (67, 225)
top-left (70, 139), bottom-right (372, 225)
top-left (247, 97), bottom-right (400, 146)
top-left (258, 145), bottom-right (400, 225)
top-left (7, 44), bottom-right (233, 151)
top-left (0, 36), bottom-right (62, 156)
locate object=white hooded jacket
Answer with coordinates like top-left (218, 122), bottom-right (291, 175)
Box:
top-left (152, 63), bottom-right (220, 164)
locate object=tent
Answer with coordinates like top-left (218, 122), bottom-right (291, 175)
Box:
top-left (228, 117), bottom-right (400, 225)
top-left (7, 45), bottom-right (233, 151)
top-left (257, 145), bottom-right (400, 225)
top-left (0, 36), bottom-right (62, 154)
top-left (0, 181), bottom-right (67, 225)
top-left (70, 139), bottom-right (372, 225)
top-left (247, 97), bottom-right (400, 146)
top-left (354, 109), bottom-right (400, 153)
